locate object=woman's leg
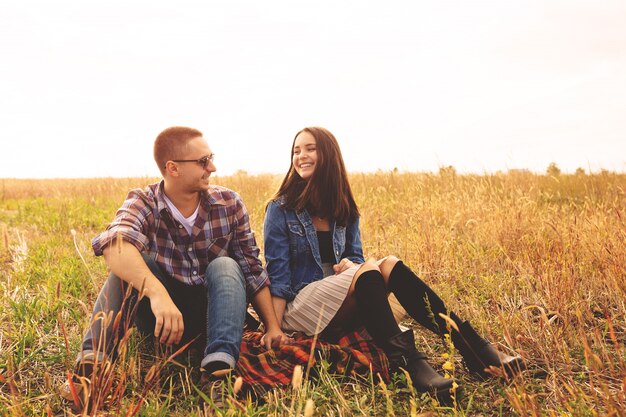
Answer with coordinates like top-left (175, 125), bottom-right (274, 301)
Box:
top-left (380, 256), bottom-right (460, 333)
top-left (330, 259), bottom-right (457, 404)
top-left (380, 257), bottom-right (525, 377)
top-left (326, 258), bottom-right (391, 335)
top-left (327, 257), bottom-right (405, 330)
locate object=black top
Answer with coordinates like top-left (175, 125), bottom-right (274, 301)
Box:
top-left (316, 231), bottom-right (335, 264)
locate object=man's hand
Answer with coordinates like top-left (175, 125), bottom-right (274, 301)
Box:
top-left (333, 258), bottom-right (355, 275)
top-left (149, 289), bottom-right (184, 346)
top-left (260, 328), bottom-right (292, 350)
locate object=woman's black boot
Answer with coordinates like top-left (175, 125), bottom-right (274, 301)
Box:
top-left (384, 330), bottom-right (461, 405)
top-left (353, 270), bottom-right (460, 404)
top-left (387, 261), bottom-right (525, 379)
top-left (452, 321), bottom-right (525, 378)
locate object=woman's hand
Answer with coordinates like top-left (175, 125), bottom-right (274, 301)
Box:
top-left (333, 258), bottom-right (355, 274)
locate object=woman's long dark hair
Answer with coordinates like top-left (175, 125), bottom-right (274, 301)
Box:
top-left (271, 127), bottom-right (359, 226)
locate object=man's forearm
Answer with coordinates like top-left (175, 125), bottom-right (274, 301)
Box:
top-left (102, 239), bottom-right (168, 300)
top-left (103, 238), bottom-right (184, 345)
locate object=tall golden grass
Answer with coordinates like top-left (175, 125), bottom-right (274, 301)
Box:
top-left (0, 170), bottom-right (624, 415)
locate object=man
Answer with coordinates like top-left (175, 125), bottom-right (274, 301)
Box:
top-left (74, 126), bottom-right (287, 386)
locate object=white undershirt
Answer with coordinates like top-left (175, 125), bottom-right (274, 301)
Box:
top-left (162, 194), bottom-right (200, 235)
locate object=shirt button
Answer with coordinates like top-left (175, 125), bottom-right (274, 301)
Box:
top-left (188, 247), bottom-right (192, 252)
top-left (192, 271), bottom-right (197, 275)
top-left (336, 251), bottom-right (340, 256)
top-left (178, 224), bottom-right (183, 229)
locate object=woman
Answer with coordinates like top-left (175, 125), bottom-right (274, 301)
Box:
top-left (263, 127), bottom-right (525, 405)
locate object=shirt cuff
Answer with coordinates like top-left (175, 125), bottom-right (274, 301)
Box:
top-left (246, 276), bottom-right (270, 300)
top-left (269, 285), bottom-right (295, 302)
top-left (92, 229), bottom-right (148, 256)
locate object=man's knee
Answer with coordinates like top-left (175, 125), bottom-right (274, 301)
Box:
top-left (204, 257), bottom-right (245, 288)
top-left (95, 272), bottom-right (130, 311)
top-left (206, 256), bottom-right (240, 273)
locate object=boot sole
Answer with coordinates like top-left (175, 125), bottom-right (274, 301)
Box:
top-left (431, 384), bottom-right (462, 407)
top-left (466, 356), bottom-right (526, 380)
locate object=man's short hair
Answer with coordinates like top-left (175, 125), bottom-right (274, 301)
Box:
top-left (154, 126), bottom-right (203, 175)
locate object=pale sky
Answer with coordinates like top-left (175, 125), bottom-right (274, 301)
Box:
top-left (1, 0), bottom-right (625, 178)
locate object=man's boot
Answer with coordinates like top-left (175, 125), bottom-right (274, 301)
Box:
top-left (384, 330), bottom-right (461, 405)
top-left (451, 321), bottom-right (525, 378)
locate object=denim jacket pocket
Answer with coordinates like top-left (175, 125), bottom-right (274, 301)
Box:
top-left (287, 222), bottom-right (305, 236)
top-left (287, 220), bottom-right (308, 257)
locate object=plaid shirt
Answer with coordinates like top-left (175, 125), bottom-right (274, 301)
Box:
top-left (92, 181), bottom-right (268, 298)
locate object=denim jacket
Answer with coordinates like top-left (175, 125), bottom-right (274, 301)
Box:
top-left (264, 198), bottom-right (365, 301)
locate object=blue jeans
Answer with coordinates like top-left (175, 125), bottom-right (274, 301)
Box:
top-left (78, 256), bottom-right (247, 369)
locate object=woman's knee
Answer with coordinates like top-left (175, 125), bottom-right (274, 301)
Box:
top-left (378, 255), bottom-right (400, 279)
top-left (354, 258), bottom-right (381, 278)
top-left (348, 258), bottom-right (382, 290)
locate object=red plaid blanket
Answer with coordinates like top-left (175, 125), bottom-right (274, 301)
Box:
top-left (234, 330), bottom-right (390, 396)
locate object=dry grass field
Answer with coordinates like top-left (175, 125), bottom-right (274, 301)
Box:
top-left (0, 170), bottom-right (624, 416)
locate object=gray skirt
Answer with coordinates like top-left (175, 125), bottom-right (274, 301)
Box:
top-left (281, 261), bottom-right (406, 336)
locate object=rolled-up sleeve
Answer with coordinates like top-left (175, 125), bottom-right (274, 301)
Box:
top-left (343, 217), bottom-right (365, 264)
top-left (263, 200), bottom-right (296, 301)
top-left (92, 190), bottom-right (152, 256)
top-left (229, 193), bottom-right (269, 299)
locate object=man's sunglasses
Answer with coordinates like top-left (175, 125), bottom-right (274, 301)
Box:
top-left (170, 154), bottom-right (215, 169)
